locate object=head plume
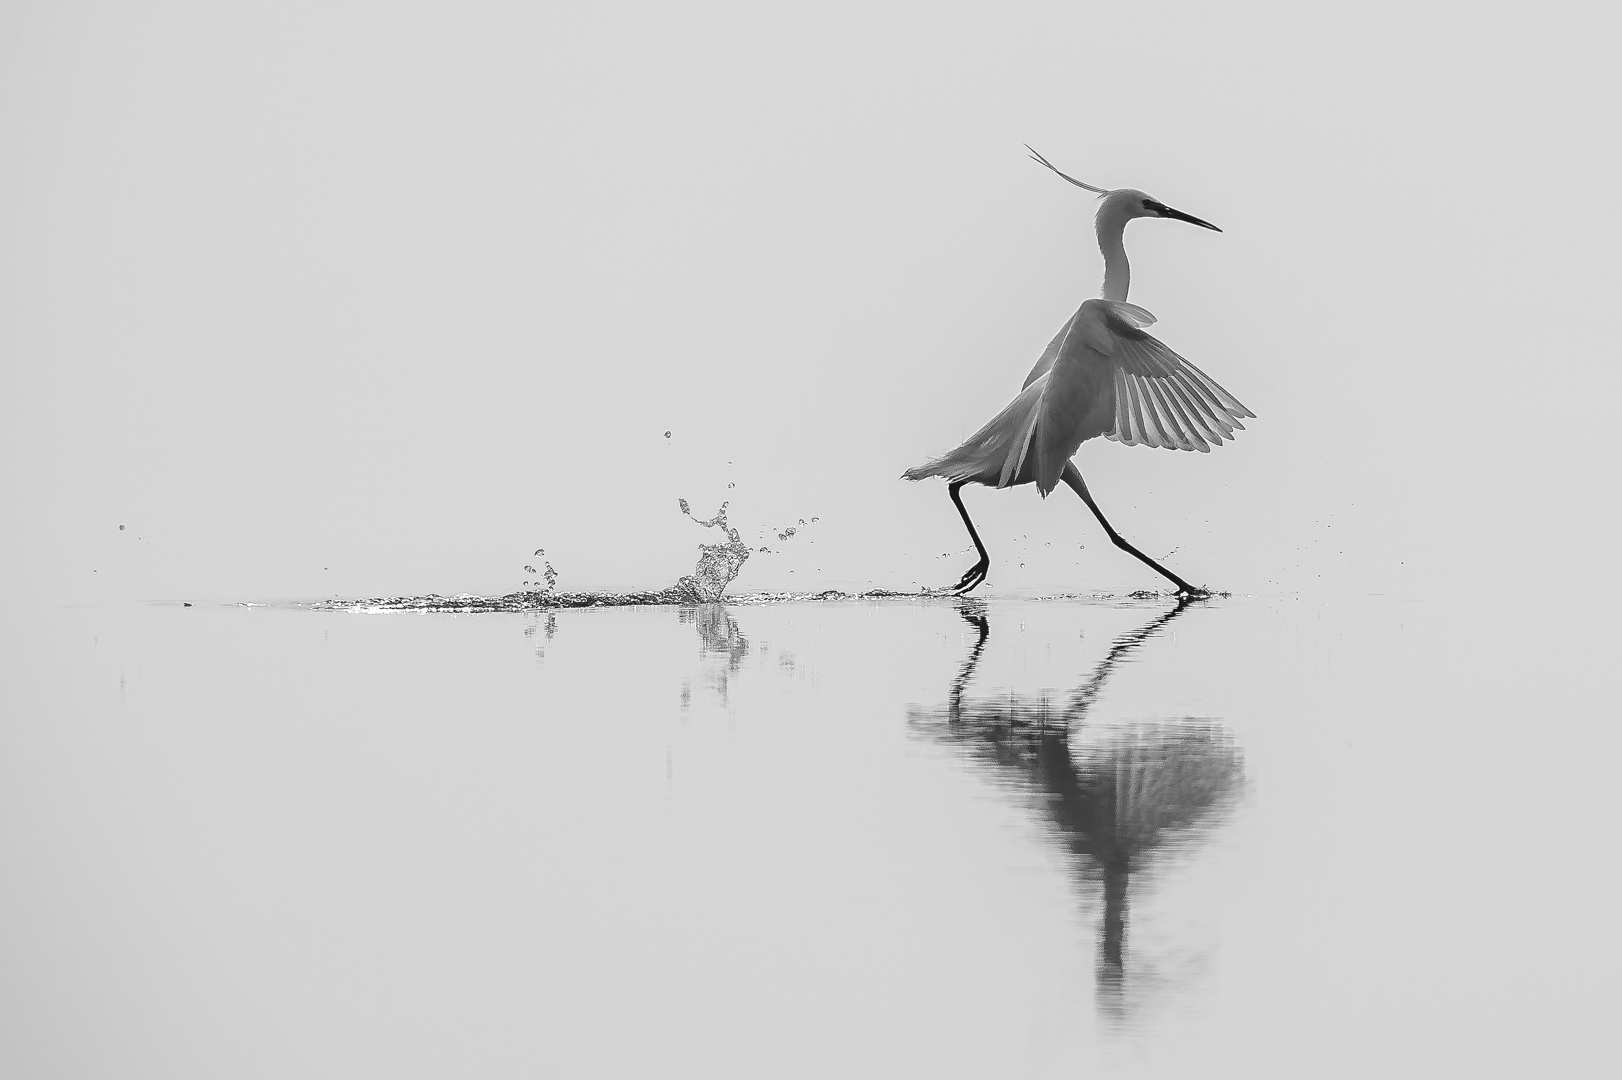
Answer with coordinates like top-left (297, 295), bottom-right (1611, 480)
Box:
top-left (1025, 145), bottom-right (1110, 195)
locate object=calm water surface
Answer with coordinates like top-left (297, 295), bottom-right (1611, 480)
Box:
top-left (1, 593), bottom-right (1614, 1077)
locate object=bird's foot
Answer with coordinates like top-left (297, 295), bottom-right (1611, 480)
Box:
top-left (950, 558), bottom-right (990, 595)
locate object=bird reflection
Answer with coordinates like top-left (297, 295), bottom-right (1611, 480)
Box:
top-left (911, 598), bottom-right (1243, 1022)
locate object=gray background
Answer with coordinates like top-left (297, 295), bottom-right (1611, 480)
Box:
top-left (6, 0), bottom-right (1616, 604)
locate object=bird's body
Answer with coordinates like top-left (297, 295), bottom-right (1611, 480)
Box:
top-left (905, 150), bottom-right (1252, 595)
top-left (905, 297), bottom-right (1251, 495)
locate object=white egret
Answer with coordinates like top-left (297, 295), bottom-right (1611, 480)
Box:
top-left (904, 147), bottom-right (1253, 595)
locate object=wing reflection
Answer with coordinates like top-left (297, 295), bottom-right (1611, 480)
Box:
top-left (911, 598), bottom-right (1243, 1022)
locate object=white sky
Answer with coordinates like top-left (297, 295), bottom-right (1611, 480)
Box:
top-left (3, 0), bottom-right (1618, 604)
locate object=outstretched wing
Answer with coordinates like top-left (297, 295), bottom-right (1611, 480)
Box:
top-left (1091, 300), bottom-right (1254, 453)
top-left (904, 299), bottom-right (1253, 494)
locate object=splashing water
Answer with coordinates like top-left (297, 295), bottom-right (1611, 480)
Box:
top-left (670, 499), bottom-right (752, 603)
top-left (519, 549), bottom-right (560, 593)
top-left (309, 500), bottom-right (1206, 613)
top-left (754, 515), bottom-right (820, 554)
top-left (317, 502), bottom-right (759, 611)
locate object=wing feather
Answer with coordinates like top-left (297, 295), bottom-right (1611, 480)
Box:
top-left (1118, 370), bottom-right (1146, 446)
top-left (1167, 367), bottom-right (1227, 449)
top-left (903, 376), bottom-right (1047, 487)
top-left (1145, 375), bottom-right (1196, 449)
top-left (1095, 302), bottom-right (1253, 453)
top-left (1001, 388), bottom-right (1044, 488)
top-left (1153, 376), bottom-right (1212, 451)
top-left (1187, 359), bottom-right (1254, 420)
top-left (1141, 378), bottom-right (1175, 447)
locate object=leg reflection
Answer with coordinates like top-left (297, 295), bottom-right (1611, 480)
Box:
top-left (947, 600), bottom-right (989, 722)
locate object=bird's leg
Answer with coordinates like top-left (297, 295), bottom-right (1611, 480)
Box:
top-left (1061, 463), bottom-right (1207, 597)
top-left (947, 481), bottom-right (990, 594)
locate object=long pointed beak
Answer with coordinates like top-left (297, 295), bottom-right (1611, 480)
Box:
top-left (1160, 205), bottom-right (1221, 232)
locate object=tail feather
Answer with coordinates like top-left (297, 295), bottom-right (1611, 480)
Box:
top-left (903, 376), bottom-right (1048, 487)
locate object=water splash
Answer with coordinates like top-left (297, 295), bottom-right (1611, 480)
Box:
top-left (318, 502), bottom-right (755, 611)
top-left (308, 493), bottom-right (1216, 612)
top-left (520, 548), bottom-right (559, 593)
top-left (313, 587), bottom-right (944, 612)
top-left (754, 515), bottom-right (820, 554)
top-left (309, 585), bottom-right (1212, 613)
top-left (669, 499), bottom-right (751, 603)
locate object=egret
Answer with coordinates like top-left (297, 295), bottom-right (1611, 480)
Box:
top-left (903, 147), bottom-right (1253, 595)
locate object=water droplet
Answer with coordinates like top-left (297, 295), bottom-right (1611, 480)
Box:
top-left (664, 431), bottom-right (672, 438)
top-left (118, 525), bottom-right (125, 531)
top-left (728, 483), bottom-right (735, 489)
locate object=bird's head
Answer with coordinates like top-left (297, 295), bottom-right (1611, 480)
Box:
top-left (1026, 147), bottom-right (1221, 232)
top-left (1106, 188), bottom-right (1220, 231)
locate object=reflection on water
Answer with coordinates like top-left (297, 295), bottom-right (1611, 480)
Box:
top-left (310, 583), bottom-right (1246, 1030)
top-left (15, 594), bottom-right (1601, 1074)
top-left (520, 597), bottom-right (758, 704)
top-left (911, 599), bottom-right (1244, 1023)
top-left (679, 603), bottom-right (750, 705)
top-left (521, 611), bottom-right (557, 664)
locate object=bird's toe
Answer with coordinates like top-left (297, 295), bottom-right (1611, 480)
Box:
top-left (950, 560), bottom-right (990, 595)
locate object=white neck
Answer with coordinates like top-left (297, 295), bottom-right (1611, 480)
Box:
top-left (1095, 205), bottom-right (1131, 301)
